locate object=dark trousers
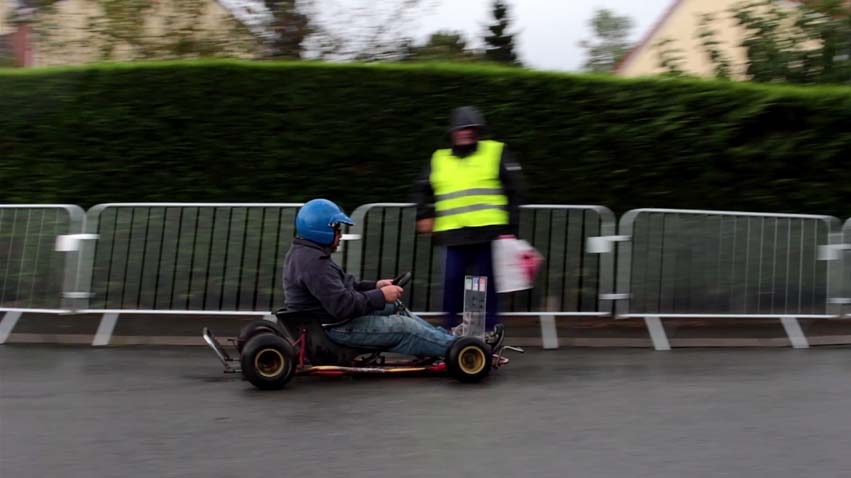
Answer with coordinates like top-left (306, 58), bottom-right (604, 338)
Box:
top-left (442, 242), bottom-right (499, 331)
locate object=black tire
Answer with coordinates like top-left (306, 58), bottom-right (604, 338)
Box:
top-left (446, 337), bottom-right (492, 383)
top-left (237, 319), bottom-right (287, 354)
top-left (240, 333), bottom-right (297, 390)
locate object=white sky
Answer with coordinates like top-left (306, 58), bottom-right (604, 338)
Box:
top-left (415, 0), bottom-right (672, 71)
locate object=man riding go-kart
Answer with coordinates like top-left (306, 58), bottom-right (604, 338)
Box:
top-left (202, 199), bottom-right (521, 390)
top-left (288, 198), bottom-right (505, 358)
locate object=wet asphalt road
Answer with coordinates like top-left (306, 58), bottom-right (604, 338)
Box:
top-left (2, 345), bottom-right (851, 478)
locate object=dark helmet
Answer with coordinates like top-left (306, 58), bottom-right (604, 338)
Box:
top-left (448, 106), bottom-right (486, 133)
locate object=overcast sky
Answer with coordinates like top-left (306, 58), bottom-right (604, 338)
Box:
top-left (415, 0), bottom-right (672, 71)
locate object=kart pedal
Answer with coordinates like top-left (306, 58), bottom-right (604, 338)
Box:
top-left (491, 353), bottom-right (510, 367)
top-left (492, 345), bottom-right (523, 369)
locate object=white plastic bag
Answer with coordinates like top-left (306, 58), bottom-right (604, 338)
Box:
top-left (492, 236), bottom-right (544, 293)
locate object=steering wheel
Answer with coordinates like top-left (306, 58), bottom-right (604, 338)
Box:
top-left (390, 272), bottom-right (412, 315)
top-left (392, 272), bottom-right (412, 288)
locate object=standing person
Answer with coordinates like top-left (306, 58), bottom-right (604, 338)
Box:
top-left (414, 106), bottom-right (525, 333)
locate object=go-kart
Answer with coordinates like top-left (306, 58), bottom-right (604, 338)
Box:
top-left (202, 272), bottom-right (523, 390)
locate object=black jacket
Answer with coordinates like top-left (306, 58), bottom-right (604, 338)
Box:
top-left (414, 142), bottom-right (526, 247)
top-left (283, 238), bottom-right (386, 323)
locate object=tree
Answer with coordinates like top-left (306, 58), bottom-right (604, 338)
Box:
top-left (697, 13), bottom-right (733, 79)
top-left (26, 0), bottom-right (260, 63)
top-left (79, 0), bottom-right (152, 60)
top-left (404, 30), bottom-right (483, 62)
top-left (0, 38), bottom-right (14, 67)
top-left (263, 0), bottom-right (310, 59)
top-left (300, 0), bottom-right (434, 62)
top-left (157, 0), bottom-right (258, 59)
top-left (654, 37), bottom-right (687, 76)
top-left (483, 0), bottom-right (520, 65)
top-left (579, 8), bottom-right (633, 73)
top-left (707, 0), bottom-right (851, 84)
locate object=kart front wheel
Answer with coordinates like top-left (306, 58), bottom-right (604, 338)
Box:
top-left (446, 337), bottom-right (491, 383)
top-left (241, 333), bottom-right (296, 390)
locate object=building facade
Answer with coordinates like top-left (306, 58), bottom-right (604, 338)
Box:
top-left (2, 0), bottom-right (271, 67)
top-left (615, 0), bottom-right (805, 79)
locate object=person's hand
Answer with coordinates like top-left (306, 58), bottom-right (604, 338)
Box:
top-left (416, 218), bottom-right (434, 234)
top-left (381, 285), bottom-right (404, 303)
top-left (376, 279), bottom-right (394, 288)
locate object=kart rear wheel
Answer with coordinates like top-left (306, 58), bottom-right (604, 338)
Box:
top-left (241, 333), bottom-right (296, 390)
top-left (446, 337), bottom-right (491, 383)
top-left (237, 319), bottom-right (288, 353)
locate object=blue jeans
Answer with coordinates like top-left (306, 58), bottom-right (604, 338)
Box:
top-left (326, 305), bottom-right (457, 357)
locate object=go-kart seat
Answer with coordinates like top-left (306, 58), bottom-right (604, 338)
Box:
top-left (274, 308), bottom-right (381, 366)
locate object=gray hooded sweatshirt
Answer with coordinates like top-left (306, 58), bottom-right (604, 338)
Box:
top-left (283, 238), bottom-right (386, 323)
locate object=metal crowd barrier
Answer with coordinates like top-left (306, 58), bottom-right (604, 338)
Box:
top-left (606, 208), bottom-right (843, 349)
top-left (5, 202), bottom-right (851, 350)
top-left (0, 205), bottom-right (85, 343)
top-left (838, 219), bottom-right (851, 317)
top-left (344, 203), bottom-right (616, 319)
top-left (71, 203), bottom-right (303, 344)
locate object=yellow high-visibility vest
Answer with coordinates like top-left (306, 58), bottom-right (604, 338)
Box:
top-left (429, 140), bottom-right (509, 233)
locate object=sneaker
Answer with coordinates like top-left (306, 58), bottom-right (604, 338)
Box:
top-left (484, 324), bottom-right (505, 349)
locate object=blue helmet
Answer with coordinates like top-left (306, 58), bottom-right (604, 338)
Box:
top-left (296, 199), bottom-right (354, 246)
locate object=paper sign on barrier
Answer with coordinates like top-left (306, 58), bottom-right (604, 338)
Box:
top-left (456, 275), bottom-right (487, 339)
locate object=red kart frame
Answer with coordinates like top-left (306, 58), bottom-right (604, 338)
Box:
top-left (203, 326), bottom-right (516, 377)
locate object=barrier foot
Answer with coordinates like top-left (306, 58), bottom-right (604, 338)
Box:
top-left (780, 316), bottom-right (809, 349)
top-left (93, 313), bottom-right (119, 346)
top-left (0, 311), bottom-right (23, 345)
top-left (539, 314), bottom-right (559, 349)
top-left (644, 316), bottom-right (671, 351)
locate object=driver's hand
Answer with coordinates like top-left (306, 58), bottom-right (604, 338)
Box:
top-left (381, 285), bottom-right (404, 303)
top-left (376, 279), bottom-right (394, 289)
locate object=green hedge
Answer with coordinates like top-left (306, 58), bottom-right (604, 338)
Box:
top-left (1, 60), bottom-right (851, 216)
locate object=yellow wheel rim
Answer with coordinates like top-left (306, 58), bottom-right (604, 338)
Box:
top-left (458, 345), bottom-right (486, 375)
top-left (255, 348), bottom-right (285, 378)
